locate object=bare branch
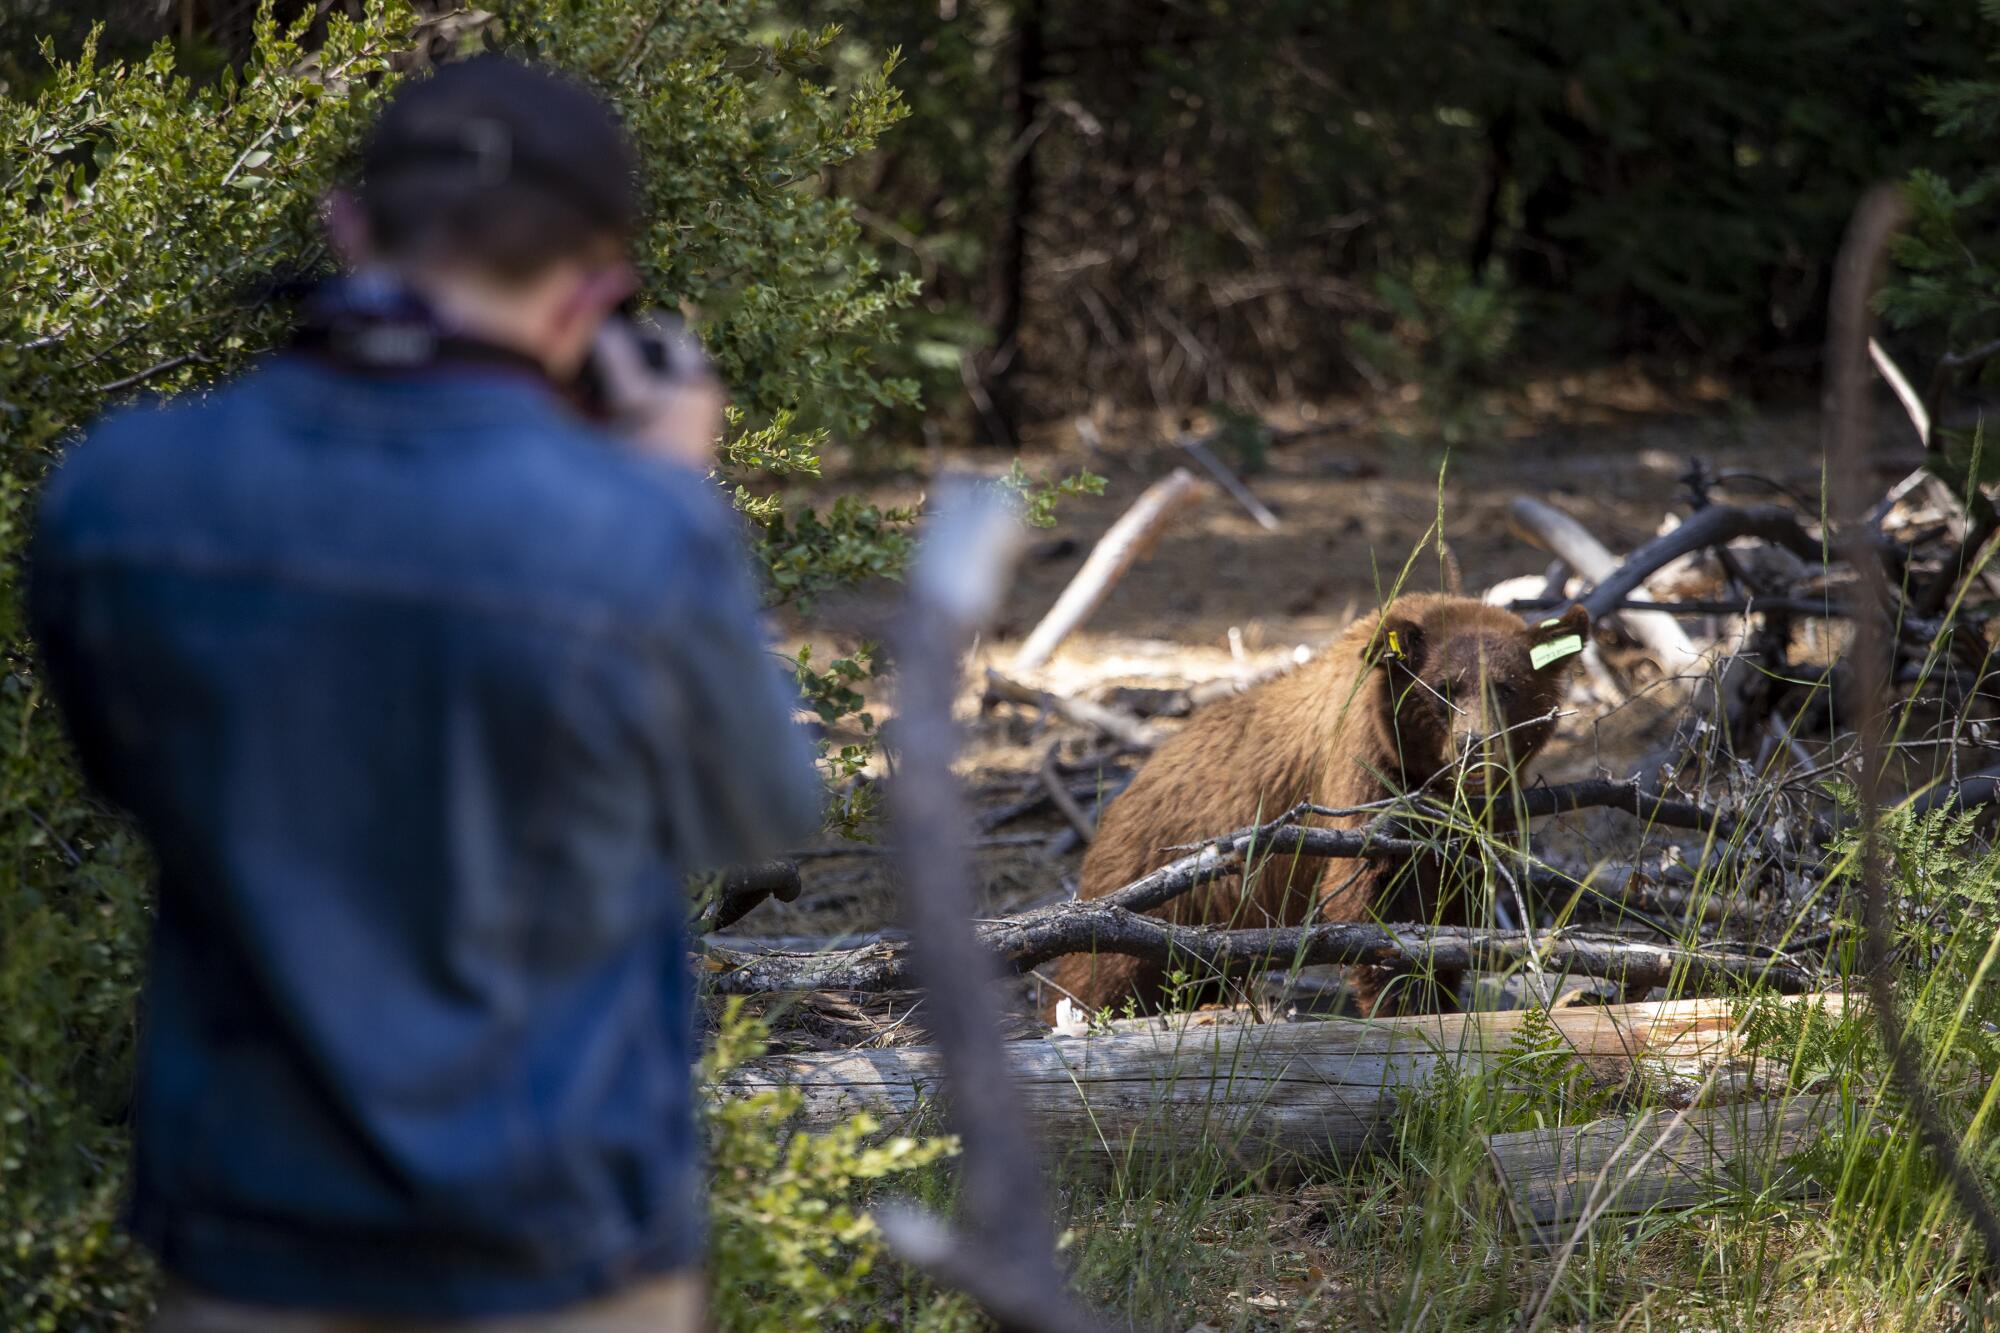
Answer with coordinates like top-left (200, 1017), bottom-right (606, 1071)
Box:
top-left (1829, 183), bottom-right (2000, 1260)
top-left (880, 479), bottom-right (1110, 1333)
top-left (984, 668), bottom-right (1163, 749)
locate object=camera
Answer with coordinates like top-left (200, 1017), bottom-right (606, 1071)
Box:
top-left (572, 302), bottom-right (714, 423)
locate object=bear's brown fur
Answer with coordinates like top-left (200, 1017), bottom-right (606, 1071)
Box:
top-left (1044, 594), bottom-right (1589, 1019)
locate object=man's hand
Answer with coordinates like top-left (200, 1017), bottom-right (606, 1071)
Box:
top-left (589, 318), bottom-right (725, 471)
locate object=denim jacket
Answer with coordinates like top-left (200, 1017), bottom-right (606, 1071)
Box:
top-left (28, 356), bottom-right (824, 1317)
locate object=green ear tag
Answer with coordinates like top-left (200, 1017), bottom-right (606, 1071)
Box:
top-left (1531, 634), bottom-right (1583, 669)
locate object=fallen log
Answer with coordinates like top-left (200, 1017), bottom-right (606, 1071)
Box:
top-left (707, 914), bottom-right (1813, 997)
top-left (718, 994), bottom-right (1847, 1170)
top-left (1486, 1092), bottom-right (1851, 1248)
top-left (1014, 467), bottom-right (1209, 670)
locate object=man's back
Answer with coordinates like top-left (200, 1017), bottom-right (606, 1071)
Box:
top-left (30, 356), bottom-right (822, 1317)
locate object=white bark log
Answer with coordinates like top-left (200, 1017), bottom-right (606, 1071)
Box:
top-left (1014, 468), bottom-right (1209, 670)
top-left (720, 994), bottom-right (1845, 1173)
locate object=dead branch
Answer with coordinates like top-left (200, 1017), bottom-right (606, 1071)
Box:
top-left (985, 668), bottom-right (1163, 749)
top-left (697, 859), bottom-right (803, 933)
top-left (1510, 595), bottom-right (1849, 619)
top-left (1482, 778), bottom-right (1746, 841)
top-left (1572, 505), bottom-right (1823, 623)
top-left (710, 778), bottom-right (1794, 997)
top-left (1829, 183), bottom-right (2000, 1261)
top-left (979, 773), bottom-right (1132, 832)
top-left (880, 480), bottom-right (1109, 1333)
top-left (1908, 764), bottom-right (2000, 816)
top-left (1038, 746), bottom-right (1098, 844)
top-left (1013, 468), bottom-right (1209, 670)
top-left (1178, 430), bottom-right (1280, 530)
top-left (1869, 336), bottom-right (1931, 445)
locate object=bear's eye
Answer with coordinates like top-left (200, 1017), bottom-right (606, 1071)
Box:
top-left (1422, 680), bottom-right (1462, 715)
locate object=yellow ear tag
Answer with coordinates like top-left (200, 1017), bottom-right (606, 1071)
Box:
top-left (1531, 634), bottom-right (1583, 669)
top-left (1384, 630), bottom-right (1404, 660)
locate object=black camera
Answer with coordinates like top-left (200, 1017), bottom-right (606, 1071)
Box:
top-left (572, 302), bottom-right (713, 421)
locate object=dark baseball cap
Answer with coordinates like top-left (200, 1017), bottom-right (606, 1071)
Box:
top-left (358, 56), bottom-right (639, 275)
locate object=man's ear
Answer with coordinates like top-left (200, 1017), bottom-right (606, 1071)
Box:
top-left (1367, 615), bottom-right (1424, 672)
top-left (321, 189), bottom-right (372, 268)
top-left (1528, 603), bottom-right (1591, 674)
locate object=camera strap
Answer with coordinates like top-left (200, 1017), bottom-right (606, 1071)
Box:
top-left (291, 273), bottom-right (557, 387)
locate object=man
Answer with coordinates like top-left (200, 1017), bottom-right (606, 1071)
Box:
top-left (29, 57), bottom-right (823, 1330)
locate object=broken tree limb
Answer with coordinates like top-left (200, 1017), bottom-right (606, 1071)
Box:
top-left (1507, 497), bottom-right (1707, 686)
top-left (1013, 467), bottom-right (1209, 670)
top-left (985, 668), bottom-right (1163, 749)
top-left (1178, 430), bottom-right (1280, 531)
top-left (979, 774), bottom-right (1133, 832)
top-left (717, 995), bottom-right (1847, 1169)
top-left (1869, 335), bottom-right (1930, 445)
top-left (697, 859), bottom-right (804, 933)
top-left (1509, 595), bottom-right (1850, 619)
top-left (1571, 504), bottom-right (1824, 624)
top-left (1487, 1092), bottom-right (1854, 1248)
top-left (1039, 745), bottom-right (1097, 845)
top-left (882, 479), bottom-right (1108, 1333)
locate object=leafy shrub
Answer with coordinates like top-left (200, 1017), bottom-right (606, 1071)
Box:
top-left (703, 1000), bottom-right (969, 1332)
top-left (0, 3), bottom-right (928, 1323)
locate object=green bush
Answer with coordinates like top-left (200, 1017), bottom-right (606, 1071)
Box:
top-left (0, 4), bottom-right (923, 1323)
top-left (703, 1000), bottom-right (970, 1333)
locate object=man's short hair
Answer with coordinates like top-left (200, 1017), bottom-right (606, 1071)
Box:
top-left (358, 56), bottom-right (639, 283)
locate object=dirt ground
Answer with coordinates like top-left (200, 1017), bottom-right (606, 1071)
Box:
top-left (725, 369), bottom-right (1845, 981)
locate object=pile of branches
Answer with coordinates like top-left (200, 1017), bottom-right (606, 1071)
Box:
top-left (706, 393), bottom-right (2000, 1007)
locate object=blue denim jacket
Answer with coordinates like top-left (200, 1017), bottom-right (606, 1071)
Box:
top-left (28, 357), bottom-right (824, 1317)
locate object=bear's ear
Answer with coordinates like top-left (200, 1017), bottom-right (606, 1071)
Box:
top-left (1527, 603), bottom-right (1591, 675)
top-left (1367, 615), bottom-right (1425, 672)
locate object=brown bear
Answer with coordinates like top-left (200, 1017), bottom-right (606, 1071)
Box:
top-left (1043, 594), bottom-right (1590, 1019)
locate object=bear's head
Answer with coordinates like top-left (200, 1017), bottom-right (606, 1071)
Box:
top-left (1365, 598), bottom-right (1590, 797)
